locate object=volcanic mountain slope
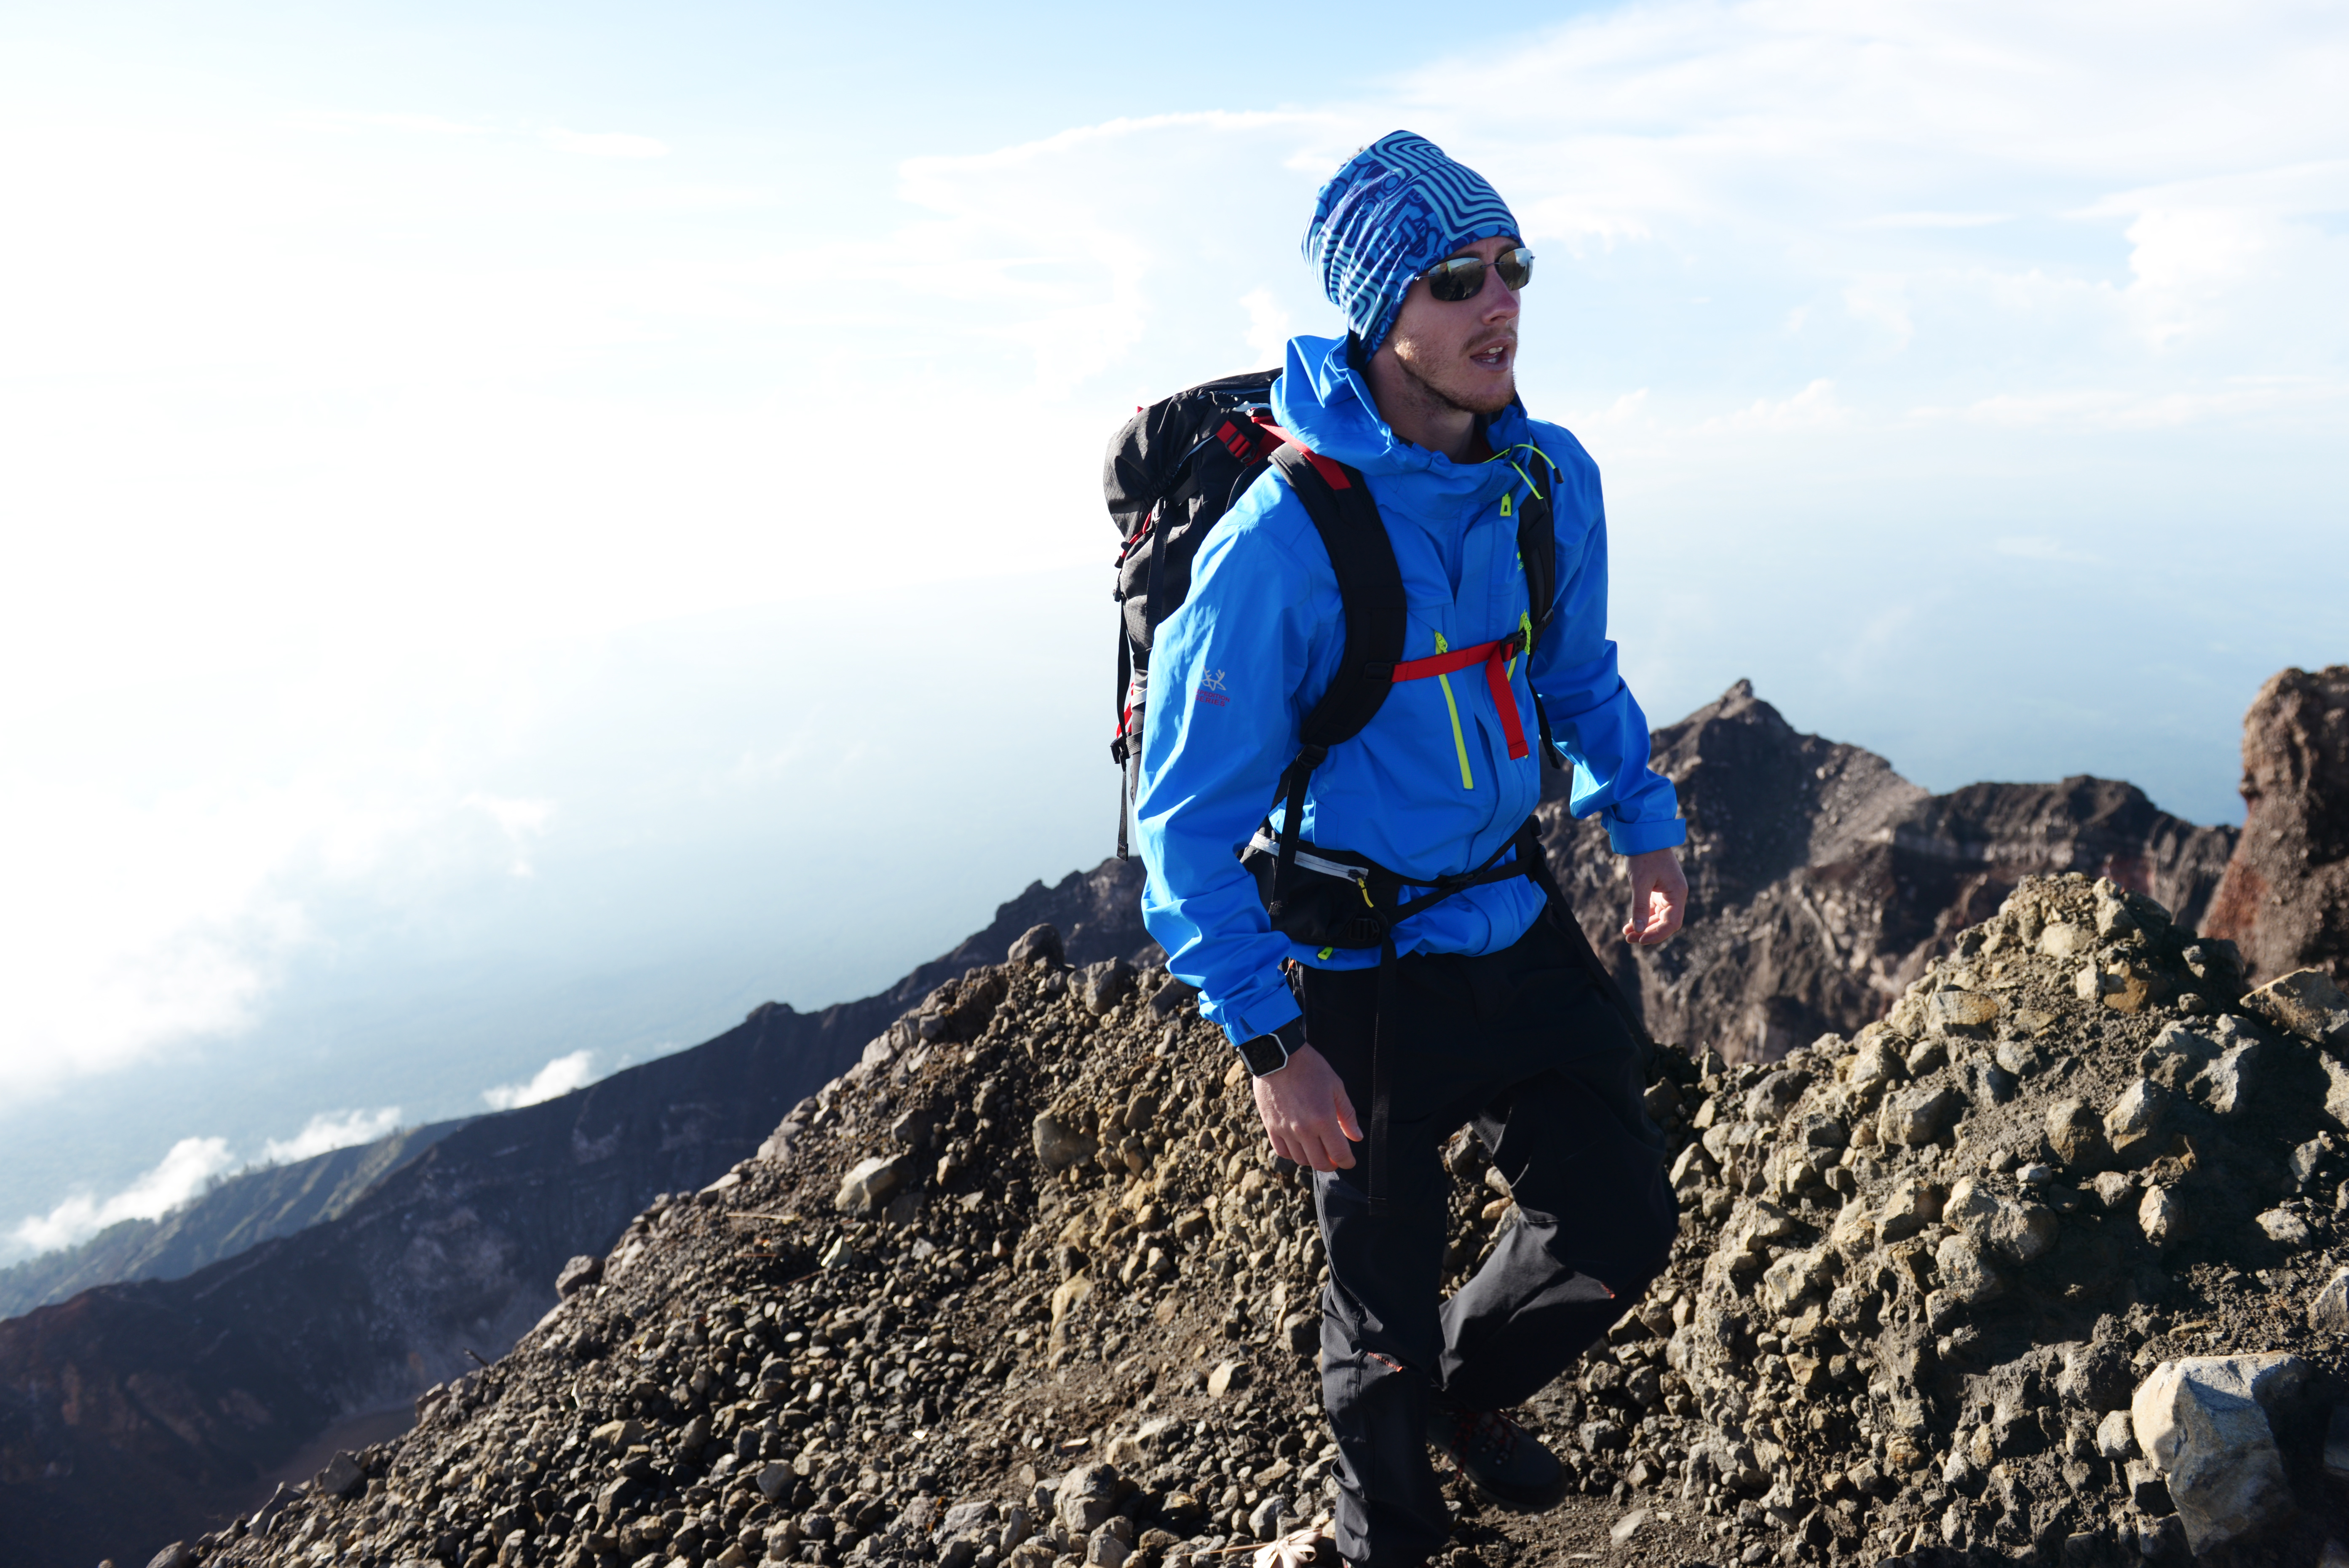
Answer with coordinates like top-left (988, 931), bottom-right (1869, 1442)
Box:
top-left (0, 862), bottom-right (1168, 1568)
top-left (0, 1118), bottom-right (471, 1320)
top-left (1539, 682), bottom-right (2239, 1064)
top-left (179, 878), bottom-right (2349, 1568)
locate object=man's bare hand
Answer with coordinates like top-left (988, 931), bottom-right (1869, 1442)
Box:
top-left (1623, 846), bottom-right (1687, 947)
top-left (1252, 1043), bottom-right (1363, 1172)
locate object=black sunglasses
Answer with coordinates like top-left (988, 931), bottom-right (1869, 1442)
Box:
top-left (1416, 247), bottom-right (1534, 303)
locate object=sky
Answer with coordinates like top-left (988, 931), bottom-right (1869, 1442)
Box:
top-left (1, 0), bottom-right (2343, 1262)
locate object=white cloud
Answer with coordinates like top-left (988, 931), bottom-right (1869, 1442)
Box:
top-left (1705, 379), bottom-right (1848, 432)
top-left (262, 1106), bottom-right (404, 1164)
top-left (8, 1136), bottom-right (237, 1255)
top-left (1848, 212), bottom-right (2014, 230)
top-left (1993, 535), bottom-right (2101, 564)
top-left (466, 793), bottom-right (555, 878)
top-left (542, 127), bottom-right (669, 159)
top-left (1239, 288), bottom-right (1291, 369)
top-left (482, 1050), bottom-right (597, 1110)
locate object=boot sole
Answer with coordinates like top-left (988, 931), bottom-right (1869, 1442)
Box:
top-left (1459, 1469), bottom-right (1570, 1514)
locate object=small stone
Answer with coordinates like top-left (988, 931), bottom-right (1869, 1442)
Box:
top-left (145, 1544), bottom-right (195, 1568)
top-left (2312, 1267), bottom-right (2349, 1332)
top-left (835, 1154), bottom-right (911, 1217)
top-left (2141, 1023), bottom-right (2221, 1089)
top-left (555, 1254), bottom-right (604, 1297)
top-left (2132, 1354), bottom-right (2307, 1555)
top-left (2103, 1079), bottom-right (2167, 1158)
top-left (757, 1461), bottom-right (795, 1501)
top-left (2059, 1340), bottom-right (2132, 1413)
top-left (1207, 1360), bottom-right (1249, 1398)
top-left (2097, 1408), bottom-right (2138, 1460)
top-left (1880, 1084), bottom-right (1959, 1148)
top-left (1245, 1496), bottom-right (1290, 1539)
top-left (1609, 1508), bottom-right (1650, 1544)
top-left (2191, 1043), bottom-right (2266, 1117)
top-left (1847, 1037), bottom-right (1907, 1097)
top-left (1993, 1038), bottom-right (2048, 1077)
top-left (1760, 1247), bottom-right (1833, 1313)
top-left (2039, 921), bottom-right (2092, 956)
top-left (1032, 1114), bottom-right (1096, 1174)
top-left (2044, 1098), bottom-right (2110, 1168)
top-left (2139, 1185), bottom-right (2186, 1247)
top-left (2089, 1170), bottom-right (2135, 1209)
top-left (593, 1417), bottom-right (645, 1450)
top-left (1058, 1462), bottom-right (1121, 1533)
top-left (1579, 1418), bottom-right (1627, 1453)
top-left (1930, 991), bottom-right (2000, 1034)
top-left (1943, 1176), bottom-right (2058, 1264)
top-left (1934, 1233), bottom-right (2005, 1305)
top-left (1081, 958), bottom-right (1139, 1015)
top-left (1008, 923), bottom-right (1065, 966)
top-left (2242, 968), bottom-right (2349, 1049)
top-left (313, 1449), bottom-right (365, 1498)
top-left (2256, 1207), bottom-right (2313, 1247)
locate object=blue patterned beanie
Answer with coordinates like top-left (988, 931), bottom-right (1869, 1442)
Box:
top-left (1303, 131), bottom-right (1520, 353)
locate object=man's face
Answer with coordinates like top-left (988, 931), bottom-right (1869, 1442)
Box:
top-left (1380, 233), bottom-right (1522, 417)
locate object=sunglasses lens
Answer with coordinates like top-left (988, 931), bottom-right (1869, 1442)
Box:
top-left (1425, 259), bottom-right (1485, 303)
top-left (1494, 248), bottom-right (1534, 290)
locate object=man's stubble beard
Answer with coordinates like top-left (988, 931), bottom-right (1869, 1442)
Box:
top-left (1393, 341), bottom-right (1516, 418)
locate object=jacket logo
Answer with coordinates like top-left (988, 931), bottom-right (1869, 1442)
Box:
top-left (1196, 669), bottom-right (1230, 707)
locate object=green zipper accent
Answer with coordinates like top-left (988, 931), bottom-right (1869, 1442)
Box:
top-left (1511, 610), bottom-right (1531, 677)
top-left (1431, 631), bottom-right (1474, 790)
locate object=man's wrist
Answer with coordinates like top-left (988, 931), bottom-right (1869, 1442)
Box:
top-left (1237, 1017), bottom-right (1307, 1078)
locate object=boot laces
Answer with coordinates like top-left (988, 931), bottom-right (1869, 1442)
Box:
top-left (1447, 1404), bottom-right (1523, 1469)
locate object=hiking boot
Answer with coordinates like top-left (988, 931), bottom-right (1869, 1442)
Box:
top-left (1425, 1393), bottom-right (1568, 1512)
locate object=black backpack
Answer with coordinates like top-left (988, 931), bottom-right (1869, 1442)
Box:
top-left (1102, 368), bottom-right (1566, 880)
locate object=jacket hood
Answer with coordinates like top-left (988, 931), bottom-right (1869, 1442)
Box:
top-left (1271, 333), bottom-right (1533, 508)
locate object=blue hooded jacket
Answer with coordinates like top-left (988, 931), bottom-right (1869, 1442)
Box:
top-left (1132, 334), bottom-right (1686, 1050)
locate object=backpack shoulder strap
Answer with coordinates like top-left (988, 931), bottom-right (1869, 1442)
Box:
top-left (1514, 452), bottom-right (1560, 638)
top-left (1266, 444), bottom-right (1407, 751)
top-left (1253, 442), bottom-right (1406, 920)
top-left (1510, 450), bottom-right (1568, 770)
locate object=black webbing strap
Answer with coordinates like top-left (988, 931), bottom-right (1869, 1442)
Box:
top-left (1514, 816), bottom-right (1654, 1049)
top-left (1513, 456), bottom-right (1568, 772)
top-left (1370, 931), bottom-right (1398, 1215)
top-left (1260, 444), bottom-right (1405, 921)
top-left (1353, 823), bottom-right (1541, 1216)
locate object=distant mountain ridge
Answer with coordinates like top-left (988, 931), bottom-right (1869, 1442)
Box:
top-left (0, 1120), bottom-right (471, 1320)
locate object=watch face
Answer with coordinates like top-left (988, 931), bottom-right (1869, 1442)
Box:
top-left (1241, 1035), bottom-right (1288, 1076)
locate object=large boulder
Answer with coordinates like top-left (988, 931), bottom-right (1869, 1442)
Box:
top-left (2130, 1354), bottom-right (2308, 1555)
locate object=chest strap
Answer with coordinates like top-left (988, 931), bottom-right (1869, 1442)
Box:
top-left (1390, 629), bottom-right (1531, 762)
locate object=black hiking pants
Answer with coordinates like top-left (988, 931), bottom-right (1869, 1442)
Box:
top-left (1301, 915), bottom-right (1677, 1568)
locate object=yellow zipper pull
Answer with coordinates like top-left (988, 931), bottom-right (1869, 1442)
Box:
top-left (1430, 630), bottom-right (1474, 791)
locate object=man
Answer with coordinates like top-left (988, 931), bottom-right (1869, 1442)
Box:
top-left (1131, 131), bottom-right (1688, 1568)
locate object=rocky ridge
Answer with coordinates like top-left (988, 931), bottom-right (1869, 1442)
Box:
top-left (1540, 683), bottom-right (2239, 1065)
top-left (164, 880), bottom-right (2349, 1568)
top-left (2207, 664), bottom-right (2349, 987)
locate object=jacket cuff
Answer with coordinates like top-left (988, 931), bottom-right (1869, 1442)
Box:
top-left (1607, 813), bottom-right (1688, 856)
top-left (1222, 992), bottom-right (1303, 1051)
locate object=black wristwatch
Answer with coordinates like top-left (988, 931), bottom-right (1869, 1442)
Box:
top-left (1237, 1018), bottom-right (1307, 1078)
